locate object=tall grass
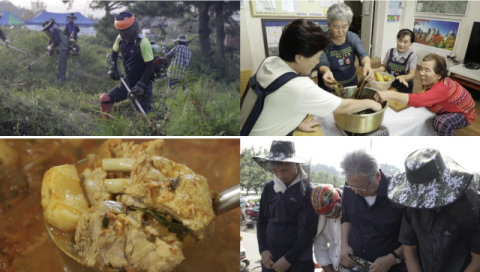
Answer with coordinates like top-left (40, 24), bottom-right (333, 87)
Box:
top-left (0, 29), bottom-right (239, 136)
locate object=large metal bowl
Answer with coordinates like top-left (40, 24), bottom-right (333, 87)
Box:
top-left (333, 86), bottom-right (388, 134)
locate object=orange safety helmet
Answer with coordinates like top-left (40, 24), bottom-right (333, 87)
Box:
top-left (311, 184), bottom-right (340, 215)
top-left (114, 12), bottom-right (137, 43)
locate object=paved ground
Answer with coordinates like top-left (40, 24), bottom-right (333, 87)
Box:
top-left (240, 221), bottom-right (323, 272)
top-left (241, 228), bottom-right (262, 272)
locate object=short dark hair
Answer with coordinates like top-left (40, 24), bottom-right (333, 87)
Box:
top-left (279, 19), bottom-right (330, 62)
top-left (397, 29), bottom-right (415, 43)
top-left (423, 53), bottom-right (448, 79)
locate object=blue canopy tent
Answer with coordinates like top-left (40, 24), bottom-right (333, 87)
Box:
top-left (0, 11), bottom-right (25, 26)
top-left (25, 11), bottom-right (95, 26)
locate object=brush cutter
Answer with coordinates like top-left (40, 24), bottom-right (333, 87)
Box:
top-left (106, 53), bottom-right (146, 115)
top-left (25, 52), bottom-right (49, 71)
top-left (0, 40), bottom-right (34, 57)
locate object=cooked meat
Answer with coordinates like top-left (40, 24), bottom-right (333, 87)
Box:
top-left (80, 167), bottom-right (111, 206)
top-left (94, 139), bottom-right (165, 169)
top-left (117, 154), bottom-right (215, 243)
top-left (75, 201), bottom-right (184, 272)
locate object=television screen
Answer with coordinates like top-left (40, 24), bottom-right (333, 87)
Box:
top-left (464, 22), bottom-right (480, 68)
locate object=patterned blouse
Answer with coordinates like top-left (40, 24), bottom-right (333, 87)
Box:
top-left (407, 77), bottom-right (476, 123)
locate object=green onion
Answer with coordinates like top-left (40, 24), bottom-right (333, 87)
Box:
top-left (130, 207), bottom-right (191, 240)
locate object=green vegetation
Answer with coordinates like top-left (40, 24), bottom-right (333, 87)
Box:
top-left (0, 28), bottom-right (239, 136)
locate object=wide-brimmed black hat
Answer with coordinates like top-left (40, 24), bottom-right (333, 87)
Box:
top-left (42, 19), bottom-right (55, 32)
top-left (388, 148), bottom-right (474, 209)
top-left (67, 13), bottom-right (77, 20)
top-left (252, 141), bottom-right (309, 172)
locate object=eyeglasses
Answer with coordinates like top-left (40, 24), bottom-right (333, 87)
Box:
top-left (344, 180), bottom-right (371, 192)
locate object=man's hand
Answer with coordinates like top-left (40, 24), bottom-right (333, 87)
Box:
top-left (129, 81), bottom-right (147, 98)
top-left (260, 250), bottom-right (276, 270)
top-left (369, 254), bottom-right (395, 272)
top-left (322, 70), bottom-right (335, 89)
top-left (272, 256), bottom-right (291, 272)
top-left (297, 118), bottom-right (321, 132)
top-left (340, 245), bottom-right (356, 268)
top-left (4, 39), bottom-right (8, 47)
top-left (47, 45), bottom-right (52, 51)
top-left (108, 66), bottom-right (120, 81)
top-left (396, 75), bottom-right (409, 87)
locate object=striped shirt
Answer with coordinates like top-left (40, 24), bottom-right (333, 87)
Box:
top-left (163, 44), bottom-right (192, 80)
top-left (408, 77), bottom-right (476, 123)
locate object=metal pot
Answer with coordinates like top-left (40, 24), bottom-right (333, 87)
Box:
top-left (333, 86), bottom-right (388, 134)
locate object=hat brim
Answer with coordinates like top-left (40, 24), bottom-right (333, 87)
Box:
top-left (388, 156), bottom-right (473, 209)
top-left (252, 154), bottom-right (308, 172)
top-left (42, 22), bottom-right (54, 32)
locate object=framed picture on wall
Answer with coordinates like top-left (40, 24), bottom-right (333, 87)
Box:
top-left (415, 1), bottom-right (469, 16)
top-left (261, 19), bottom-right (328, 57)
top-left (413, 17), bottom-right (460, 52)
top-left (250, 0), bottom-right (337, 18)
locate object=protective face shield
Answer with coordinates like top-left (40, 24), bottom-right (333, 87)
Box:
top-left (114, 12), bottom-right (137, 43)
top-left (42, 20), bottom-right (54, 39)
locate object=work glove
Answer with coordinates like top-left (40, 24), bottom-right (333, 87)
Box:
top-left (4, 39), bottom-right (8, 47)
top-left (129, 81), bottom-right (147, 98)
top-left (47, 45), bottom-right (54, 56)
top-left (108, 66), bottom-right (120, 81)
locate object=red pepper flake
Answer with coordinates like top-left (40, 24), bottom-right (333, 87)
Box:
top-left (162, 196), bottom-right (166, 198)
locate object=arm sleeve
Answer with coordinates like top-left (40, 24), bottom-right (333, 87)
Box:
top-left (341, 186), bottom-right (350, 224)
top-left (112, 35), bottom-right (120, 53)
top-left (284, 190), bottom-right (319, 263)
top-left (257, 182), bottom-right (271, 254)
top-left (408, 52), bottom-right (417, 72)
top-left (0, 29), bottom-right (6, 41)
top-left (292, 78), bottom-right (342, 117)
top-left (469, 214), bottom-right (480, 254)
top-left (110, 50), bottom-right (119, 67)
top-left (407, 83), bottom-right (450, 107)
top-left (164, 45), bottom-right (176, 57)
top-left (314, 217), bottom-right (333, 267)
top-left (348, 32), bottom-right (368, 63)
top-left (382, 49), bottom-right (392, 67)
top-left (140, 37), bottom-right (154, 62)
top-left (398, 208), bottom-right (418, 246)
top-left (319, 49), bottom-right (330, 67)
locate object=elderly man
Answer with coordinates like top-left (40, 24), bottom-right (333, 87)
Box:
top-left (339, 149), bottom-right (407, 272)
top-left (254, 140), bottom-right (318, 272)
top-left (311, 184), bottom-right (343, 272)
top-left (388, 148), bottom-right (480, 272)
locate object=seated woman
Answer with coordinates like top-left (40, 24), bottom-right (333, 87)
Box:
top-left (373, 29), bottom-right (417, 93)
top-left (376, 53), bottom-right (476, 136)
top-left (317, 3), bottom-right (373, 92)
top-left (245, 19), bottom-right (381, 136)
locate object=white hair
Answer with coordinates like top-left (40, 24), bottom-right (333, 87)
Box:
top-left (327, 3), bottom-right (353, 25)
top-left (340, 149), bottom-right (378, 182)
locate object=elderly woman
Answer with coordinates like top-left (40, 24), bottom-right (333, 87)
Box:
top-left (373, 29), bottom-right (417, 93)
top-left (242, 19), bottom-right (381, 136)
top-left (317, 3), bottom-right (373, 92)
top-left (376, 53), bottom-right (476, 136)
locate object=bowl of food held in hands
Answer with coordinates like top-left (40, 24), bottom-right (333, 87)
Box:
top-left (332, 79), bottom-right (388, 134)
